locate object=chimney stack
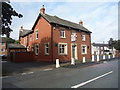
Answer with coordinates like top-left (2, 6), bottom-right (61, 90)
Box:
top-left (20, 26), bottom-right (23, 31)
top-left (79, 20), bottom-right (83, 26)
top-left (40, 5), bottom-right (45, 14)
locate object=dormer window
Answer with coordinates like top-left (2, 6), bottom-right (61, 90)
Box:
top-left (36, 30), bottom-right (38, 39)
top-left (82, 32), bottom-right (85, 41)
top-left (60, 30), bottom-right (66, 38)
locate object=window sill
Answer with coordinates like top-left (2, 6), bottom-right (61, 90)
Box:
top-left (82, 53), bottom-right (87, 55)
top-left (82, 40), bottom-right (86, 41)
top-left (59, 53), bottom-right (67, 55)
top-left (45, 54), bottom-right (49, 56)
top-left (60, 37), bottom-right (66, 39)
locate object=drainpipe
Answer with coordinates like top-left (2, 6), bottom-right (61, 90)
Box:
top-left (51, 25), bottom-right (54, 62)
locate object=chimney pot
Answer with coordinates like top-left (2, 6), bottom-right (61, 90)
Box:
top-left (79, 20), bottom-right (83, 25)
top-left (40, 5), bottom-right (45, 14)
top-left (20, 26), bottom-right (23, 31)
top-left (20, 26), bottom-right (23, 29)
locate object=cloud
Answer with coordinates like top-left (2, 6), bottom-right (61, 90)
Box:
top-left (48, 2), bottom-right (118, 43)
top-left (10, 2), bottom-right (118, 44)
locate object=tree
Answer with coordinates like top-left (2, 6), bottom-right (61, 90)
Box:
top-left (108, 38), bottom-right (120, 51)
top-left (1, 1), bottom-right (23, 38)
top-left (14, 40), bottom-right (20, 44)
top-left (6, 37), bottom-right (15, 43)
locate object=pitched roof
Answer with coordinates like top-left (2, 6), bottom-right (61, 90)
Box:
top-left (92, 43), bottom-right (109, 47)
top-left (19, 29), bottom-right (33, 37)
top-left (32, 13), bottom-right (92, 33)
top-left (8, 44), bottom-right (26, 49)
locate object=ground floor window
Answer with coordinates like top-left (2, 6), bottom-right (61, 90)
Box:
top-left (81, 45), bottom-right (87, 54)
top-left (35, 44), bottom-right (39, 55)
top-left (45, 42), bottom-right (49, 55)
top-left (58, 43), bottom-right (68, 55)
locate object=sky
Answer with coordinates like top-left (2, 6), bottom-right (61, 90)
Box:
top-left (10, 0), bottom-right (118, 43)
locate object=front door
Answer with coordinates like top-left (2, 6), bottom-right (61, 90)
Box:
top-left (71, 44), bottom-right (77, 60)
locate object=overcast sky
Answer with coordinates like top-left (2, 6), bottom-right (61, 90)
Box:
top-left (10, 0), bottom-right (118, 43)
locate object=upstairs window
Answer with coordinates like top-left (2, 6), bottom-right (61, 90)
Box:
top-left (45, 42), bottom-right (49, 55)
top-left (82, 32), bottom-right (85, 41)
top-left (71, 31), bottom-right (77, 42)
top-left (81, 45), bottom-right (87, 54)
top-left (60, 30), bottom-right (66, 38)
top-left (36, 30), bottom-right (38, 40)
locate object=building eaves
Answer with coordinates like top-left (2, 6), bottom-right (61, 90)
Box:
top-left (20, 29), bottom-right (33, 37)
top-left (8, 44), bottom-right (26, 49)
top-left (32, 13), bottom-right (92, 33)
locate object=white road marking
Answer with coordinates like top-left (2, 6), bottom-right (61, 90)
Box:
top-left (21, 72), bottom-right (34, 75)
top-left (21, 73), bottom-right (27, 75)
top-left (71, 71), bottom-right (113, 88)
top-left (1, 61), bottom-right (7, 63)
top-left (43, 68), bottom-right (53, 71)
top-left (0, 76), bottom-right (9, 78)
top-left (103, 61), bottom-right (107, 63)
top-left (27, 72), bottom-right (34, 74)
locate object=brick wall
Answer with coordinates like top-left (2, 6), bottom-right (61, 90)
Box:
top-left (52, 26), bottom-right (91, 62)
top-left (11, 52), bottom-right (34, 62)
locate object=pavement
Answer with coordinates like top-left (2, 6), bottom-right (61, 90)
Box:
top-left (1, 57), bottom-right (118, 77)
top-left (2, 61), bottom-right (55, 76)
top-left (2, 58), bottom-right (119, 88)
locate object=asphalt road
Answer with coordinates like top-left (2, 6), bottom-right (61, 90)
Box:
top-left (2, 59), bottom-right (119, 88)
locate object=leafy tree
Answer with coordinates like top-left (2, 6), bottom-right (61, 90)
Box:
top-left (1, 1), bottom-right (23, 38)
top-left (108, 38), bottom-right (120, 51)
top-left (6, 37), bottom-right (15, 43)
top-left (14, 40), bottom-right (20, 44)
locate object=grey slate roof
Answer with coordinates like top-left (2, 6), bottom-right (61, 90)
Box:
top-left (32, 13), bottom-right (92, 33)
top-left (21, 13), bottom-right (92, 37)
top-left (8, 44), bottom-right (26, 49)
top-left (92, 43), bottom-right (109, 47)
top-left (41, 14), bottom-right (91, 32)
top-left (19, 29), bottom-right (33, 37)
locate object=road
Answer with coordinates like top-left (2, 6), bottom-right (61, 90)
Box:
top-left (2, 59), bottom-right (119, 88)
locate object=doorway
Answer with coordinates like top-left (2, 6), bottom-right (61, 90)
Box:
top-left (71, 43), bottom-right (77, 60)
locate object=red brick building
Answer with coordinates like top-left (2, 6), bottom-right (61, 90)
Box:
top-left (19, 6), bottom-right (92, 62)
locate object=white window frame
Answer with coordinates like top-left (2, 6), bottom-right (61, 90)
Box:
top-left (58, 43), bottom-right (68, 55)
top-left (45, 42), bottom-right (49, 55)
top-left (35, 44), bottom-right (39, 55)
top-left (82, 32), bottom-right (85, 41)
top-left (81, 45), bottom-right (87, 54)
top-left (36, 29), bottom-right (38, 40)
top-left (60, 30), bottom-right (66, 38)
top-left (71, 31), bottom-right (77, 42)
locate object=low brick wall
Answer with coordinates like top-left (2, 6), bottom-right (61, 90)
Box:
top-left (11, 52), bottom-right (34, 62)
